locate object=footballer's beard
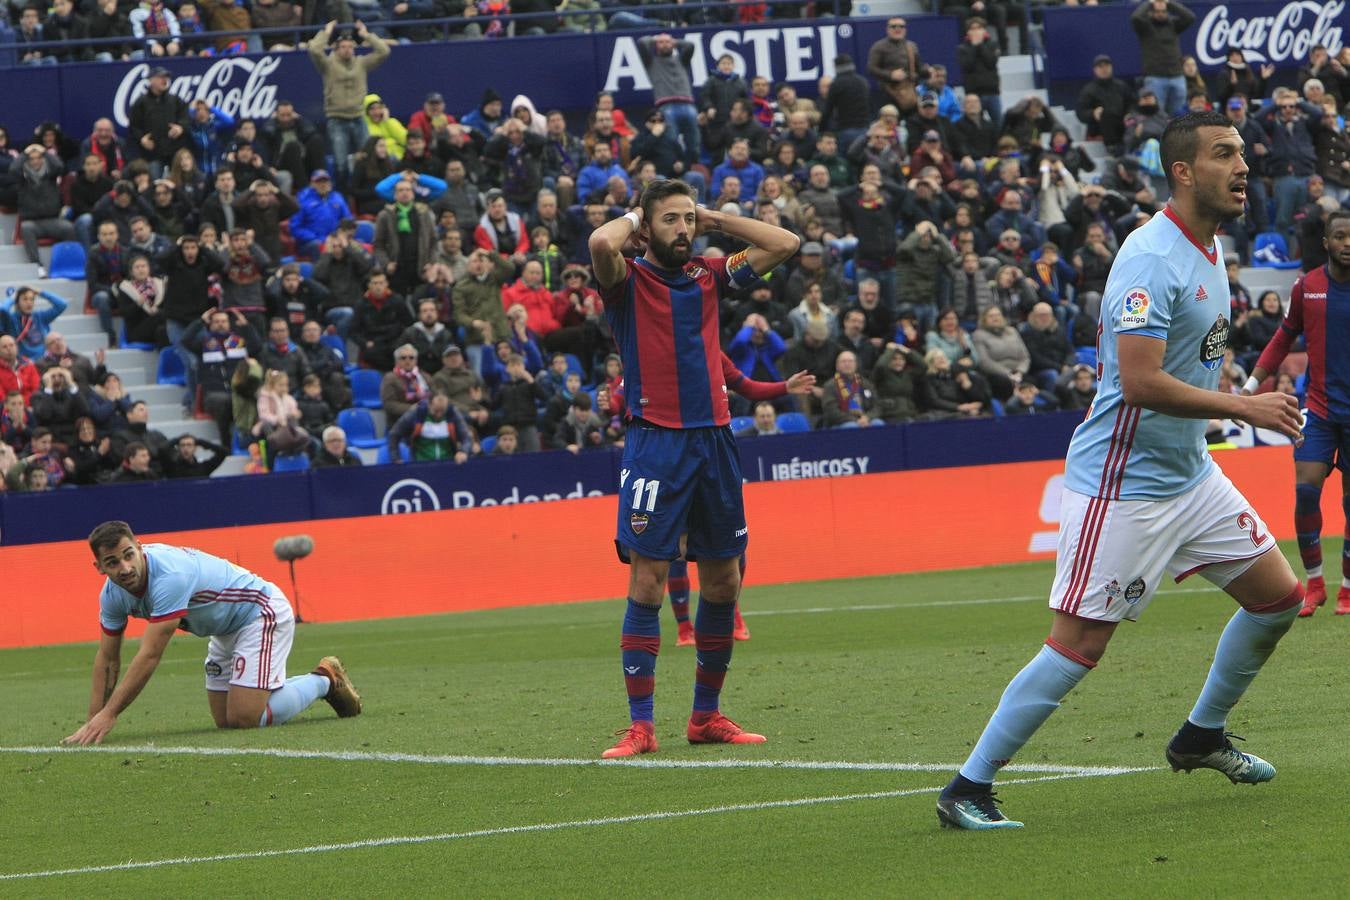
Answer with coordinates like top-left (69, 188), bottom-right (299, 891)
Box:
top-left (648, 233), bottom-right (693, 269)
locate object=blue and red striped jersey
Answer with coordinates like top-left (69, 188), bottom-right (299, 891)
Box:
top-left (602, 253), bottom-right (756, 429)
top-left (1255, 267), bottom-right (1350, 421)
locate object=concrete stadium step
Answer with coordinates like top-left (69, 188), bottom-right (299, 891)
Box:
top-left (66, 332), bottom-right (110, 356)
top-left (147, 402), bottom-right (186, 422)
top-left (0, 245), bottom-right (30, 264)
top-left (53, 312), bottom-right (103, 336)
top-left (0, 212), bottom-right (16, 242)
top-left (155, 417), bottom-right (218, 442)
top-left (1240, 266), bottom-right (1300, 294)
top-left (129, 384), bottom-right (183, 406)
top-left (1, 277), bottom-right (86, 303)
top-left (0, 262), bottom-right (44, 281)
top-left (999, 55), bottom-right (1036, 94)
top-left (211, 456), bottom-right (250, 477)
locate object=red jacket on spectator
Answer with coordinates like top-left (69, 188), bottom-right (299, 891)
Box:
top-left (552, 286), bottom-right (603, 326)
top-left (407, 108), bottom-right (457, 144)
top-left (0, 357), bottom-right (40, 404)
top-left (474, 211), bottom-right (530, 258)
top-left (502, 279), bottom-right (564, 336)
top-left (907, 145), bottom-right (959, 187)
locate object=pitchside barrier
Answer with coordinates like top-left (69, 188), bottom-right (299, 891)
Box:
top-left (1, 442), bottom-right (1334, 649)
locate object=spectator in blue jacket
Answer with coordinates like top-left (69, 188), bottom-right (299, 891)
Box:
top-left (289, 170), bottom-right (352, 259)
top-left (375, 170), bottom-right (447, 203)
top-left (188, 100), bottom-right (235, 176)
top-left (386, 391), bottom-right (472, 463)
top-left (711, 138), bottom-right (766, 205)
top-left (727, 313), bottom-right (786, 384)
top-left (1257, 89), bottom-right (1327, 250)
top-left (1, 286), bottom-right (68, 361)
top-left (575, 143), bottom-right (630, 204)
top-left (984, 188), bottom-right (1046, 249)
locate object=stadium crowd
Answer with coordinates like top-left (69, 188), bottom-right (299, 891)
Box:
top-left (1, 3), bottom-right (1346, 491)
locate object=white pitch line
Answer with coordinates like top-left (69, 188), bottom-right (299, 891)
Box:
top-left (0, 744), bottom-right (1152, 777)
top-left (0, 768), bottom-right (1159, 882)
top-left (0, 585), bottom-right (1223, 680)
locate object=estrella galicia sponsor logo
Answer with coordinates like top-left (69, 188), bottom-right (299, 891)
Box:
top-left (205, 660), bottom-right (223, 677)
top-left (1200, 315), bottom-right (1229, 370)
top-left (1124, 577), bottom-right (1146, 602)
top-left (630, 512), bottom-right (650, 534)
top-left (381, 478), bottom-right (442, 515)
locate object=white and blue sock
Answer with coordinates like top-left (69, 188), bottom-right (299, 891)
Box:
top-left (953, 643), bottom-right (1092, 790)
top-left (1185, 605), bottom-right (1298, 731)
top-left (260, 674), bottom-right (330, 727)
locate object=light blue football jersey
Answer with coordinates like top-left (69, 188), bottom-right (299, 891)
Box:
top-left (1063, 207), bottom-right (1232, 500)
top-left (99, 544), bottom-right (277, 638)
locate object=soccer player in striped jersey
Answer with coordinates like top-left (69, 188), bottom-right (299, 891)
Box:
top-left (937, 113), bottom-right (1306, 829)
top-left (590, 179), bottom-right (799, 758)
top-left (64, 521), bottom-right (361, 745)
top-left (1243, 210), bottom-right (1350, 616)
top-left (666, 353), bottom-right (817, 646)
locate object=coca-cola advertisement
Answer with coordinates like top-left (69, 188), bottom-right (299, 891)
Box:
top-left (1042, 0), bottom-right (1345, 81)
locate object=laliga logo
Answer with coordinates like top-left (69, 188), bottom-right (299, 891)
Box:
top-left (381, 478), bottom-right (441, 515)
top-left (112, 56), bottom-right (283, 129)
top-left (1195, 0), bottom-right (1344, 66)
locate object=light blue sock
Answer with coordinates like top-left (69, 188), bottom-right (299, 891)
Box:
top-left (260, 674), bottom-right (330, 727)
top-left (1188, 606), bottom-right (1298, 729)
top-left (959, 645), bottom-right (1091, 785)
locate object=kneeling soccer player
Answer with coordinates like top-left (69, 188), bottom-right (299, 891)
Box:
top-left (937, 113), bottom-right (1306, 829)
top-left (63, 520), bottom-right (361, 746)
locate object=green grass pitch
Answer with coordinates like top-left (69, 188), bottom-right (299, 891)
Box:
top-left (3, 541), bottom-right (1346, 897)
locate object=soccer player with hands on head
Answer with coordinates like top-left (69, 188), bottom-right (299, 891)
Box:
top-left (589, 181), bottom-right (799, 759)
top-left (938, 112), bottom-right (1305, 830)
top-left (64, 521), bottom-right (362, 746)
top-left (1241, 210), bottom-right (1350, 617)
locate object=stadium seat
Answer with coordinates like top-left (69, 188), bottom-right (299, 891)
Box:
top-left (336, 407), bottom-right (384, 449)
top-left (354, 221), bottom-right (375, 244)
top-left (1075, 347), bottom-right (1097, 369)
top-left (375, 443), bottom-right (412, 464)
top-left (231, 431), bottom-right (252, 456)
top-left (319, 333), bottom-right (347, 360)
top-left (119, 322), bottom-right (155, 352)
top-left (298, 262), bottom-right (314, 279)
top-left (156, 346), bottom-right (187, 386)
top-left (350, 369), bottom-right (383, 409)
top-left (48, 241), bottom-right (86, 280)
top-left (271, 452), bottom-right (311, 472)
top-left (730, 415), bottom-right (754, 433)
top-left (1252, 232), bottom-right (1301, 269)
top-left (480, 435), bottom-right (497, 454)
top-left (990, 398), bottom-right (1006, 417)
top-left (777, 412), bottom-right (809, 433)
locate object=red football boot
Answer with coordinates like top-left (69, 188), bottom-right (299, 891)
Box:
top-left (676, 620), bottom-right (695, 647)
top-left (1335, 586), bottom-right (1350, 616)
top-left (732, 604), bottom-right (751, 641)
top-left (601, 721), bottom-right (658, 759)
top-left (1300, 576), bottom-right (1326, 618)
top-left (687, 712), bottom-right (766, 745)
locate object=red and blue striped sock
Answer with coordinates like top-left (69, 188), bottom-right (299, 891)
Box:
top-left (667, 558), bottom-right (691, 624)
top-left (1295, 483), bottom-right (1323, 577)
top-left (692, 597), bottom-right (735, 717)
top-left (620, 598), bottom-right (660, 723)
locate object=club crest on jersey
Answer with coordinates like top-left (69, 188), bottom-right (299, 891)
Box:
top-left (1120, 288), bottom-right (1150, 327)
top-left (1200, 315), bottom-right (1229, 370)
top-left (683, 264), bottom-right (706, 279)
top-left (630, 513), bottom-right (650, 534)
top-left (1195, 284), bottom-right (1208, 302)
top-left (1103, 579), bottom-right (1123, 603)
top-left (1124, 578), bottom-right (1146, 602)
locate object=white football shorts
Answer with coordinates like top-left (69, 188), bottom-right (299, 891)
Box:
top-left (1049, 466), bottom-right (1274, 622)
top-left (204, 593), bottom-right (294, 691)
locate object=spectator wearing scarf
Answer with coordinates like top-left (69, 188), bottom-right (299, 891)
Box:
top-left (373, 179), bottom-right (436, 296)
top-left (821, 350), bottom-right (877, 427)
top-left (380, 343), bottom-right (431, 421)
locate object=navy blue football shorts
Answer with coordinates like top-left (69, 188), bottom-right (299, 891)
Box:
top-left (614, 420), bottom-right (748, 564)
top-left (1294, 410), bottom-right (1349, 471)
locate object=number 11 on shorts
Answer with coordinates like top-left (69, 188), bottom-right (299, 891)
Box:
top-left (631, 478), bottom-right (660, 512)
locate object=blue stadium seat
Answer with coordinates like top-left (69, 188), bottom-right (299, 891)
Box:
top-left (271, 452), bottom-right (311, 472)
top-left (350, 368), bottom-right (383, 408)
top-left (319, 333), bottom-right (347, 360)
top-left (1252, 232), bottom-right (1301, 269)
top-left (777, 412), bottom-right (809, 433)
top-left (118, 322), bottom-right (155, 352)
top-left (48, 241), bottom-right (86, 280)
top-left (298, 262), bottom-right (314, 280)
top-left (156, 346), bottom-right (186, 386)
top-left (990, 398), bottom-right (1006, 417)
top-left (480, 435), bottom-right (497, 454)
top-left (354, 221), bottom-right (375, 244)
top-left (336, 407), bottom-right (384, 449)
top-left (1075, 347), bottom-right (1097, 369)
top-left (231, 431), bottom-right (251, 456)
top-left (375, 443), bottom-right (412, 464)
top-left (730, 415), bottom-right (754, 433)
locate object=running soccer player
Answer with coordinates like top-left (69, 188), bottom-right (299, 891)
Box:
top-left (936, 112), bottom-right (1305, 829)
top-left (666, 354), bottom-right (817, 646)
top-left (589, 180), bottom-right (800, 758)
top-left (63, 521), bottom-right (361, 746)
top-left (1242, 210), bottom-right (1350, 617)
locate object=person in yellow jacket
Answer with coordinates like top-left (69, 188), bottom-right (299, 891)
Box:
top-left (364, 94), bottom-right (407, 160)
